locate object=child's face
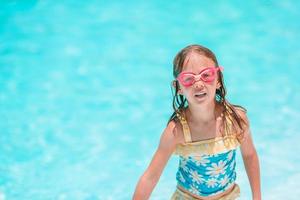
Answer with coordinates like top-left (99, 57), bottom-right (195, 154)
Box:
top-left (178, 52), bottom-right (220, 105)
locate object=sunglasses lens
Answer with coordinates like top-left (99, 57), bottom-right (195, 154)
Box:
top-left (201, 69), bottom-right (215, 82)
top-left (181, 74), bottom-right (194, 86)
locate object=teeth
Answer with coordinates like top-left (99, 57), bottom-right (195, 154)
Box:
top-left (195, 93), bottom-right (206, 96)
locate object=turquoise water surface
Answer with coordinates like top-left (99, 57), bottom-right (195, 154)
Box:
top-left (1, 1), bottom-right (300, 199)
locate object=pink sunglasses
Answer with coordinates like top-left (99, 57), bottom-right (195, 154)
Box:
top-left (177, 67), bottom-right (223, 87)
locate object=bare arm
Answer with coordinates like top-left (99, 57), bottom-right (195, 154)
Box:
top-left (132, 121), bottom-right (178, 200)
top-left (238, 110), bottom-right (262, 200)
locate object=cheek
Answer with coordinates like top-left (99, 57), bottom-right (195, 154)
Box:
top-left (211, 78), bottom-right (219, 87)
top-left (177, 83), bottom-right (186, 94)
top-left (205, 80), bottom-right (217, 88)
top-left (179, 85), bottom-right (193, 96)
top-left (205, 81), bottom-right (218, 93)
top-left (180, 87), bottom-right (190, 95)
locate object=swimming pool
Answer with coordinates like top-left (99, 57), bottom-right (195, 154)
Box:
top-left (1, 1), bottom-right (300, 199)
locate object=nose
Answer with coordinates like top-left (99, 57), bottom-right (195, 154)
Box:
top-left (193, 78), bottom-right (205, 89)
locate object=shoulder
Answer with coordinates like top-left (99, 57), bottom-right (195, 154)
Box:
top-left (232, 105), bottom-right (249, 126)
top-left (231, 107), bottom-right (258, 157)
top-left (159, 120), bottom-right (184, 150)
top-left (231, 105), bottom-right (250, 143)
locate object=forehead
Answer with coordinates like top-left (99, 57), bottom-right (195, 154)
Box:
top-left (182, 52), bottom-right (215, 73)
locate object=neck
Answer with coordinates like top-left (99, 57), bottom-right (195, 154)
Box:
top-left (186, 101), bottom-right (218, 124)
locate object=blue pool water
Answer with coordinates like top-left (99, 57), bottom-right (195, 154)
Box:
top-left (1, 1), bottom-right (300, 199)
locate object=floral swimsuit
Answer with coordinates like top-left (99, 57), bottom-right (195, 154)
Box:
top-left (172, 113), bottom-right (241, 199)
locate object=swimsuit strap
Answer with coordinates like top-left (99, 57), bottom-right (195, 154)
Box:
top-left (176, 110), bottom-right (229, 143)
top-left (176, 111), bottom-right (192, 143)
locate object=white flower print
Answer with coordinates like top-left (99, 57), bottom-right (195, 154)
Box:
top-left (229, 159), bottom-right (235, 171)
top-left (189, 169), bottom-right (204, 184)
top-left (206, 178), bottom-right (218, 188)
top-left (180, 158), bottom-right (189, 172)
top-left (193, 156), bottom-right (210, 166)
top-left (219, 175), bottom-right (229, 187)
top-left (227, 150), bottom-right (234, 161)
top-left (189, 185), bottom-right (200, 195)
top-left (205, 160), bottom-right (227, 177)
top-left (178, 171), bottom-right (185, 183)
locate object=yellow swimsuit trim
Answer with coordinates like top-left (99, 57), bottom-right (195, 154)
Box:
top-left (173, 135), bottom-right (240, 157)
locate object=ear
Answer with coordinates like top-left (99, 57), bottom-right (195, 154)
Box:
top-left (216, 81), bottom-right (221, 89)
top-left (172, 80), bottom-right (177, 88)
top-left (178, 88), bottom-right (183, 95)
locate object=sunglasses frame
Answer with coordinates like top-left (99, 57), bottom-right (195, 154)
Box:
top-left (177, 67), bottom-right (223, 87)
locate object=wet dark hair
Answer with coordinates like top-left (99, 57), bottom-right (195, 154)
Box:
top-left (168, 44), bottom-right (247, 142)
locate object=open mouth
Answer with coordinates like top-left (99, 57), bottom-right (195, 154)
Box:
top-left (194, 92), bottom-right (207, 98)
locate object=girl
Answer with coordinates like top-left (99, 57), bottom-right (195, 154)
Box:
top-left (133, 44), bottom-right (261, 200)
